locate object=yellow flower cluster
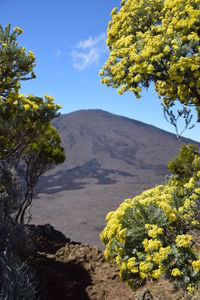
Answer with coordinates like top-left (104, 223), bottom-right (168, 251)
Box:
top-left (152, 267), bottom-right (162, 280)
top-left (127, 257), bottom-right (138, 273)
top-left (171, 268), bottom-right (182, 277)
top-left (100, 0), bottom-right (200, 116)
top-left (0, 92), bottom-right (61, 113)
top-left (152, 246), bottom-right (171, 264)
top-left (192, 258), bottom-right (200, 273)
top-left (143, 239), bottom-right (162, 252)
top-left (175, 234), bottom-right (193, 248)
top-left (187, 284), bottom-right (195, 294)
top-left (139, 261), bottom-right (153, 279)
top-left (145, 224), bottom-right (163, 238)
top-left (100, 169), bottom-right (200, 292)
top-left (13, 26), bottom-right (24, 34)
top-left (28, 50), bottom-right (35, 61)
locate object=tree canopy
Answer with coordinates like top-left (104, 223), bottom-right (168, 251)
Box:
top-left (0, 24), bottom-right (36, 98)
top-left (100, 0), bottom-right (200, 119)
top-left (0, 24), bottom-right (65, 298)
top-left (0, 24), bottom-right (65, 224)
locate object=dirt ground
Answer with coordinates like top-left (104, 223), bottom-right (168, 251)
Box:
top-left (28, 225), bottom-right (199, 300)
top-left (30, 233), bottom-right (134, 300)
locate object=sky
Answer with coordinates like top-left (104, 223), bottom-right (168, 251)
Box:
top-left (1, 0), bottom-right (199, 142)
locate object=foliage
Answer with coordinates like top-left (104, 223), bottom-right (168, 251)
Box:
top-left (0, 92), bottom-right (64, 224)
top-left (100, 0), bottom-right (200, 119)
top-left (0, 24), bottom-right (65, 298)
top-left (168, 144), bottom-right (200, 183)
top-left (100, 158), bottom-right (200, 294)
top-left (0, 250), bottom-right (38, 299)
top-left (100, 0), bottom-right (200, 296)
top-left (0, 24), bottom-right (65, 223)
top-left (0, 23), bottom-right (36, 98)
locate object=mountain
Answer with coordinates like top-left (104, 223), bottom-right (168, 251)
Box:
top-left (32, 109), bottom-right (198, 248)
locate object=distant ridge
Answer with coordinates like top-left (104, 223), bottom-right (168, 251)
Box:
top-left (56, 109), bottom-right (197, 141)
top-left (33, 109), bottom-right (199, 248)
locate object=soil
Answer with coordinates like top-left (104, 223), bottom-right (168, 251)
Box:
top-left (28, 225), bottom-right (199, 300)
top-left (29, 231), bottom-right (133, 300)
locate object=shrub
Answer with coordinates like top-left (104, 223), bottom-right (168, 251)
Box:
top-left (100, 155), bottom-right (200, 295)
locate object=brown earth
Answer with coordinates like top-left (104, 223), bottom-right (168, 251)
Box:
top-left (29, 226), bottom-right (134, 300)
top-left (29, 225), bottom-right (198, 300)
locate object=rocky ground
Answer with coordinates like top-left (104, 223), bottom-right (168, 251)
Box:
top-left (29, 226), bottom-right (133, 300)
top-left (27, 224), bottom-right (199, 300)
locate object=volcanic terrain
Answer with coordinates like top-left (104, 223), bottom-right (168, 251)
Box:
top-left (32, 109), bottom-right (198, 248)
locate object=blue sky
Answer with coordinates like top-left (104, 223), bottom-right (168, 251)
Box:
top-left (1, 0), bottom-right (199, 141)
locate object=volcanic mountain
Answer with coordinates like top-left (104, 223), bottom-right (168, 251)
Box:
top-left (32, 109), bottom-right (198, 248)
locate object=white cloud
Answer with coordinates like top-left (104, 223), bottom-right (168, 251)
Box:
top-left (72, 32), bottom-right (108, 71)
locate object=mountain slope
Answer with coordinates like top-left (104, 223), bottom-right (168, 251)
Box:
top-left (32, 109), bottom-right (198, 248)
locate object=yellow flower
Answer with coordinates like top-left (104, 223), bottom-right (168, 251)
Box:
top-left (2, 43), bottom-right (7, 48)
top-left (119, 228), bottom-right (127, 243)
top-left (152, 268), bottom-right (161, 280)
top-left (99, 69), bottom-right (104, 76)
top-left (31, 103), bottom-right (39, 110)
top-left (168, 211), bottom-right (177, 222)
top-left (44, 94), bottom-right (54, 101)
top-left (192, 258), bottom-right (200, 273)
top-left (18, 94), bottom-right (26, 99)
top-left (127, 257), bottom-right (136, 269)
top-left (143, 238), bottom-right (162, 252)
top-left (105, 211), bottom-right (114, 221)
top-left (56, 104), bottom-right (62, 109)
top-left (28, 51), bottom-right (35, 60)
top-left (191, 219), bottom-right (199, 226)
top-left (116, 256), bottom-right (121, 265)
top-left (152, 252), bottom-right (162, 264)
top-left (171, 268), bottom-right (182, 277)
top-left (176, 234), bottom-right (193, 248)
top-left (13, 26), bottom-right (24, 34)
top-left (146, 224), bottom-right (163, 238)
top-left (139, 261), bottom-right (153, 279)
top-left (187, 284), bottom-right (195, 294)
top-left (163, 45), bottom-right (170, 53)
top-left (131, 267), bottom-right (139, 273)
top-left (24, 104), bottom-right (30, 110)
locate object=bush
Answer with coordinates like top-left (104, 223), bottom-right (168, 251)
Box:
top-left (100, 154), bottom-right (200, 295)
top-left (168, 144), bottom-right (200, 184)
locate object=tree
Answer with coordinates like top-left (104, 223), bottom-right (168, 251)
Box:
top-left (0, 93), bottom-right (65, 224)
top-left (0, 24), bottom-right (65, 298)
top-left (15, 123), bottom-right (65, 224)
top-left (100, 0), bottom-right (200, 120)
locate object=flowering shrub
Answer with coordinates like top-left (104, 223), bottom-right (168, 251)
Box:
top-left (100, 156), bottom-right (200, 294)
top-left (100, 0), bottom-right (200, 119)
top-left (99, 0), bottom-right (200, 295)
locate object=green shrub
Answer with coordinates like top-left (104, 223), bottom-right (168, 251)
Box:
top-left (168, 144), bottom-right (199, 183)
top-left (100, 155), bottom-right (200, 295)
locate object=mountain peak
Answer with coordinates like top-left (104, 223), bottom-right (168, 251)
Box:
top-left (34, 109), bottom-right (198, 248)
